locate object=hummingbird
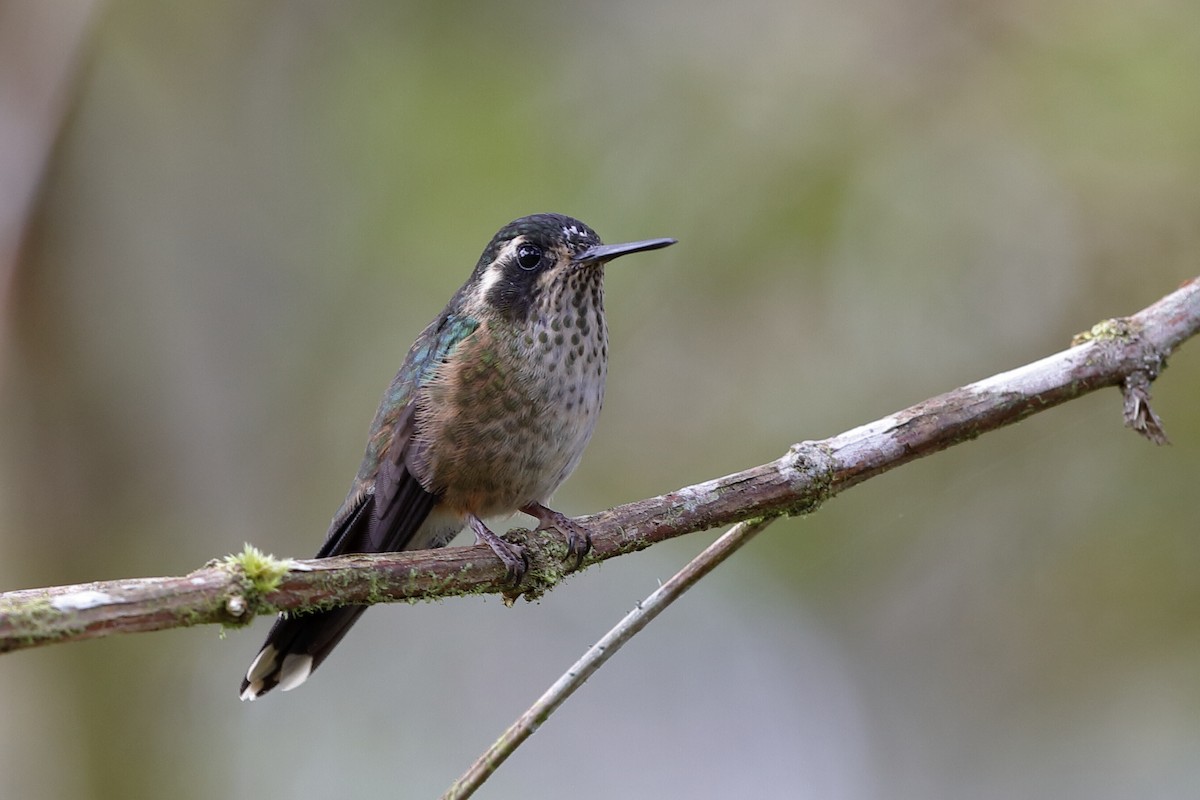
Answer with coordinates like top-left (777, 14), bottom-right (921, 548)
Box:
top-left (239, 213), bottom-right (675, 700)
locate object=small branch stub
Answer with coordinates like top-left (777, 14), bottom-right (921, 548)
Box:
top-left (225, 594), bottom-right (247, 618)
top-left (1122, 371), bottom-right (1170, 445)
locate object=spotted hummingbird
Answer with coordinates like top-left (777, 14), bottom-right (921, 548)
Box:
top-left (239, 213), bottom-right (675, 699)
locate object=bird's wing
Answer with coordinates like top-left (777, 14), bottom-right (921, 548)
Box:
top-left (239, 311), bottom-right (480, 700)
top-left (325, 310), bottom-right (480, 556)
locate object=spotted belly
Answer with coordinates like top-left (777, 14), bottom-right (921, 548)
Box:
top-left (411, 318), bottom-right (607, 517)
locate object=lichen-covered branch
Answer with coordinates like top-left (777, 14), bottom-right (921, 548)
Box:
top-left (2, 277), bottom-right (1198, 654)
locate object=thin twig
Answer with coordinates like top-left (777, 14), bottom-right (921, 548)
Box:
top-left (441, 516), bottom-right (778, 800)
top-left (1, 277), bottom-right (1198, 652)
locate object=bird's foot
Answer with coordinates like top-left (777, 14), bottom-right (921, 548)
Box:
top-left (520, 503), bottom-right (592, 569)
top-left (468, 515), bottom-right (527, 584)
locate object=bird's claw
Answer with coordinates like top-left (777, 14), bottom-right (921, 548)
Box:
top-left (492, 539), bottom-right (528, 585)
top-left (469, 515), bottom-right (528, 586)
top-left (557, 519), bottom-right (591, 570)
top-left (522, 504), bottom-right (592, 570)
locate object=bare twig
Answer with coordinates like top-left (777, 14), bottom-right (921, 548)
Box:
top-left (441, 516), bottom-right (778, 800)
top-left (1, 277), bottom-right (1198, 653)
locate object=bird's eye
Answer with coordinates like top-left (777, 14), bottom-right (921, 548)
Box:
top-left (516, 244), bottom-right (542, 270)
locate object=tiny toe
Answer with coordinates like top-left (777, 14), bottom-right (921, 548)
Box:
top-left (565, 529), bottom-right (591, 569)
top-left (470, 514), bottom-right (528, 586)
top-left (491, 540), bottom-right (526, 585)
top-left (506, 544), bottom-right (528, 584)
top-left (518, 504), bottom-right (592, 569)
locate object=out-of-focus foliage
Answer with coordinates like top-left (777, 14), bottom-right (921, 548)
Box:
top-left (2, 1), bottom-right (1199, 798)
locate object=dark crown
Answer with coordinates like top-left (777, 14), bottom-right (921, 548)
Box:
top-left (475, 213), bottom-right (602, 272)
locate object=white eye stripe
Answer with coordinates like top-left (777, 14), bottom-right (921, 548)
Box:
top-left (479, 238), bottom-right (528, 295)
top-left (478, 259), bottom-right (505, 295)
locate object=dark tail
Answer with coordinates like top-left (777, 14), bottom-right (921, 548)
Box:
top-left (239, 461), bottom-right (438, 700)
top-left (239, 605), bottom-right (369, 700)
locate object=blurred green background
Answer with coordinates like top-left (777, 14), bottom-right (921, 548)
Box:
top-left (2, 1), bottom-right (1199, 798)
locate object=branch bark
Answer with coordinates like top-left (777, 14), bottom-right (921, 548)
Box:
top-left (2, 277), bottom-right (1198, 654)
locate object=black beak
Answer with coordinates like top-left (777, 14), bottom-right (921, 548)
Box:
top-left (573, 237), bottom-right (676, 265)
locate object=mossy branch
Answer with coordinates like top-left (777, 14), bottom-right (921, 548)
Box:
top-left (1, 277), bottom-right (1198, 654)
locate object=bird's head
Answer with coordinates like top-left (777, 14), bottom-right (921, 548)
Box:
top-left (464, 213), bottom-right (675, 321)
